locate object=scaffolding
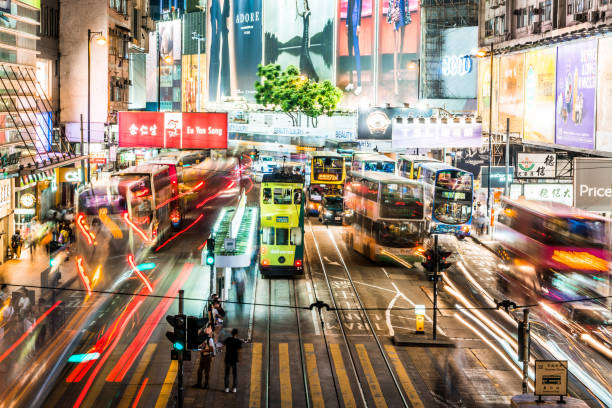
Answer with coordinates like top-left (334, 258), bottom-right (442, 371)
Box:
top-left (420, 0), bottom-right (478, 99)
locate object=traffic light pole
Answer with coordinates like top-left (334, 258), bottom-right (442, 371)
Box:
top-left (522, 308), bottom-right (529, 394)
top-left (433, 235), bottom-right (438, 340)
top-left (178, 289), bottom-right (184, 408)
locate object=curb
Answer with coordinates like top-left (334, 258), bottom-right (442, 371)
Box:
top-left (468, 235), bottom-right (498, 256)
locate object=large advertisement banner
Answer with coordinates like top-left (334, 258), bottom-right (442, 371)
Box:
top-left (118, 112), bottom-right (228, 149)
top-left (378, 0), bottom-right (420, 105)
top-left (477, 57), bottom-right (499, 134)
top-left (393, 123), bottom-right (482, 148)
top-left (573, 157), bottom-right (612, 211)
top-left (440, 27), bottom-right (477, 99)
top-left (498, 53), bottom-right (524, 136)
top-left (208, 0), bottom-right (262, 102)
top-left (182, 54), bottom-right (207, 112)
top-left (159, 20), bottom-right (182, 112)
top-left (337, 0), bottom-right (375, 105)
top-left (358, 106), bottom-right (431, 139)
top-left (596, 37), bottom-right (612, 152)
top-left (263, 0), bottom-right (334, 82)
top-left (555, 40), bottom-right (597, 150)
top-left (524, 48), bottom-right (556, 144)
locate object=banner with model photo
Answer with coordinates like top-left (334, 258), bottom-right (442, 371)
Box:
top-left (596, 37), bottom-right (612, 152)
top-left (523, 48), bottom-right (556, 144)
top-left (182, 54), bottom-right (207, 112)
top-left (555, 40), bottom-right (597, 150)
top-left (263, 0), bottom-right (334, 82)
top-left (158, 20), bottom-right (182, 112)
top-left (337, 0), bottom-right (375, 105)
top-left (498, 53), bottom-right (524, 136)
top-left (207, 0), bottom-right (262, 102)
top-left (477, 57), bottom-right (499, 134)
top-left (378, 0), bottom-right (420, 105)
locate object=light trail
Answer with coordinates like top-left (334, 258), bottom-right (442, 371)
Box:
top-left (155, 213), bottom-right (204, 251)
top-left (155, 180), bottom-right (205, 210)
top-left (122, 212), bottom-right (150, 243)
top-left (75, 256), bottom-right (92, 296)
top-left (76, 213), bottom-right (96, 245)
top-left (98, 208), bottom-right (122, 239)
top-left (127, 254), bottom-right (153, 293)
top-left (195, 180), bottom-right (236, 209)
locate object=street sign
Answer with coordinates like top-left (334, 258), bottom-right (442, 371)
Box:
top-left (535, 360), bottom-right (568, 397)
top-left (224, 238), bottom-right (236, 251)
top-left (516, 153), bottom-right (556, 178)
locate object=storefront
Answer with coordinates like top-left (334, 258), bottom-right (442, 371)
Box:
top-left (0, 178), bottom-right (14, 264)
top-left (56, 167), bottom-right (83, 207)
top-left (14, 170), bottom-right (56, 230)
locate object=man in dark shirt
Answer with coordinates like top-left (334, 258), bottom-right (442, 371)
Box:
top-left (223, 328), bottom-right (242, 392)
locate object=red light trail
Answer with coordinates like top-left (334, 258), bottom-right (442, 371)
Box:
top-left (155, 214), bottom-right (204, 252)
top-left (155, 180), bottom-right (205, 210)
top-left (76, 213), bottom-right (96, 245)
top-left (122, 212), bottom-right (150, 243)
top-left (195, 180), bottom-right (236, 209)
top-left (131, 377), bottom-right (149, 408)
top-left (127, 254), bottom-right (153, 293)
top-left (75, 256), bottom-right (92, 296)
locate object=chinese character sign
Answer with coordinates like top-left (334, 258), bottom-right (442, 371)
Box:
top-left (118, 112), bottom-right (228, 149)
top-left (516, 153), bottom-right (556, 178)
top-left (392, 122), bottom-right (482, 148)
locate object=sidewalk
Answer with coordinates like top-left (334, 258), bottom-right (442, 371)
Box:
top-left (469, 230), bottom-right (499, 255)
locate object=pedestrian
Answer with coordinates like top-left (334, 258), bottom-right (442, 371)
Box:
top-left (17, 289), bottom-right (31, 317)
top-left (193, 324), bottom-right (215, 389)
top-left (11, 230), bottom-right (22, 259)
top-left (223, 328), bottom-right (242, 393)
top-left (211, 301), bottom-right (224, 348)
top-left (23, 311), bottom-right (34, 333)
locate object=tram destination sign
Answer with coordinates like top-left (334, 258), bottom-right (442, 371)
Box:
top-left (534, 360), bottom-right (568, 397)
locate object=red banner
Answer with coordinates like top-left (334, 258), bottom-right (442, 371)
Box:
top-left (118, 112), bottom-right (228, 149)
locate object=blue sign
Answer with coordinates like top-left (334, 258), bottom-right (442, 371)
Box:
top-left (35, 112), bottom-right (52, 153)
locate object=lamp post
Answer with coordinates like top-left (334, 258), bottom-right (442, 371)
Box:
top-left (191, 32), bottom-right (204, 112)
top-left (87, 29), bottom-right (106, 183)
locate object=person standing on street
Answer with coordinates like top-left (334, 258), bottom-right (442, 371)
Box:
top-left (223, 328), bottom-right (242, 393)
top-left (193, 324), bottom-right (215, 389)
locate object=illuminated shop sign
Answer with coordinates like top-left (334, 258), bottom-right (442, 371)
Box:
top-left (441, 55), bottom-right (473, 77)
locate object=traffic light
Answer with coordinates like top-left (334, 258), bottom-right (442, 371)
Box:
top-left (166, 314), bottom-right (186, 353)
top-left (187, 316), bottom-right (207, 350)
top-left (421, 249), bottom-right (436, 272)
top-left (205, 238), bottom-right (215, 266)
top-left (438, 250), bottom-right (452, 271)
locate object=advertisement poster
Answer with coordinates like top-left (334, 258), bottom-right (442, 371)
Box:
top-left (477, 57), bottom-right (499, 134)
top-left (264, 0), bottom-right (334, 82)
top-left (440, 27), bottom-right (478, 99)
top-left (158, 20), bottom-right (182, 112)
top-left (118, 112), bottom-right (228, 149)
top-left (524, 48), bottom-right (556, 144)
top-left (596, 37), bottom-right (612, 152)
top-left (555, 40), bottom-right (597, 150)
top-left (455, 147), bottom-right (489, 176)
top-left (378, 0), bottom-right (420, 105)
top-left (359, 106), bottom-right (431, 139)
top-left (498, 53), bottom-right (525, 136)
top-left (145, 32), bottom-right (158, 110)
top-left (208, 0), bottom-right (232, 102)
top-left (232, 0), bottom-right (262, 100)
top-left (182, 54), bottom-right (207, 112)
top-left (34, 112), bottom-right (52, 153)
top-left (337, 0), bottom-right (375, 105)
top-left (573, 157), bottom-right (612, 211)
top-left (393, 123), bottom-right (482, 148)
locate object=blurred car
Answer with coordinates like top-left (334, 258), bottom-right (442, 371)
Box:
top-left (318, 196), bottom-right (344, 225)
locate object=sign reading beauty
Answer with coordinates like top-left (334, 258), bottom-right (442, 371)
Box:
top-left (118, 112), bottom-right (228, 149)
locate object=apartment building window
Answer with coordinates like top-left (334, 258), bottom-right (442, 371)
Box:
top-left (517, 9), bottom-right (527, 28)
top-left (110, 0), bottom-right (128, 15)
top-left (485, 19), bottom-right (494, 37)
top-left (39, 7), bottom-right (59, 38)
top-left (528, 6), bottom-right (535, 24)
top-left (495, 15), bottom-right (505, 35)
top-left (539, 0), bottom-right (552, 20)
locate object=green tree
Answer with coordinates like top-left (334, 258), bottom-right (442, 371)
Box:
top-left (254, 64), bottom-right (342, 127)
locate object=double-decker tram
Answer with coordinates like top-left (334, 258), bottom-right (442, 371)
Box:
top-left (397, 154), bottom-right (439, 179)
top-left (324, 138), bottom-right (359, 158)
top-left (409, 161), bottom-right (474, 238)
top-left (351, 152), bottom-right (396, 174)
top-left (307, 151), bottom-right (345, 215)
top-left (343, 171), bottom-right (427, 264)
top-left (259, 172), bottom-right (305, 276)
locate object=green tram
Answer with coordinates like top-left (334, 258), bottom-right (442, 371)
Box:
top-left (259, 172), bottom-right (305, 276)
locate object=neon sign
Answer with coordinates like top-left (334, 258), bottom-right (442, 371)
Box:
top-left (441, 55), bottom-right (473, 77)
top-left (317, 173), bottom-right (339, 182)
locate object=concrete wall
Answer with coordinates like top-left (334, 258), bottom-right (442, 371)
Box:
top-left (59, 0), bottom-right (108, 141)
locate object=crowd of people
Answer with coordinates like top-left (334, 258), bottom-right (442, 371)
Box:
top-left (9, 218), bottom-right (74, 261)
top-left (193, 293), bottom-right (243, 393)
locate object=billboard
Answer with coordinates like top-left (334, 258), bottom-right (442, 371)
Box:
top-left (207, 0), bottom-right (262, 102)
top-left (454, 147), bottom-right (489, 176)
top-left (498, 53), bottom-right (524, 136)
top-left (337, 0), bottom-right (375, 105)
top-left (393, 122), bottom-right (482, 149)
top-left (524, 48), bottom-right (556, 144)
top-left (477, 57), bottom-right (499, 134)
top-left (573, 157), bottom-right (612, 212)
top-left (522, 184), bottom-right (573, 207)
top-left (439, 27), bottom-right (478, 99)
top-left (555, 40), bottom-right (597, 150)
top-left (263, 0), bottom-right (334, 82)
top-left (596, 37), bottom-right (612, 152)
top-left (118, 112), bottom-right (228, 149)
top-left (358, 106), bottom-right (432, 140)
top-left (515, 153), bottom-right (556, 178)
top-left (158, 20), bottom-right (182, 112)
top-left (146, 31), bottom-right (158, 110)
top-left (182, 54), bottom-right (207, 112)
top-left (378, 0), bottom-right (420, 105)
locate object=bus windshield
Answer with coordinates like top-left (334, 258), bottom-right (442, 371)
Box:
top-left (434, 170), bottom-right (473, 225)
top-left (78, 187), bottom-right (126, 215)
top-left (364, 161), bottom-right (395, 173)
top-left (381, 183), bottom-right (423, 219)
top-left (312, 157), bottom-right (343, 182)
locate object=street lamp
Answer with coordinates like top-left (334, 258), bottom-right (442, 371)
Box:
top-left (87, 29), bottom-right (106, 184)
top-left (191, 32), bottom-right (204, 112)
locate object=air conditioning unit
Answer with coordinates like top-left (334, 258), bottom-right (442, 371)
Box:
top-left (528, 22), bottom-right (541, 33)
top-left (588, 10), bottom-right (600, 22)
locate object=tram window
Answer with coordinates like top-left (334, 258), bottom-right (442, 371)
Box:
top-left (262, 227), bottom-right (275, 245)
top-left (290, 228), bottom-right (302, 245)
top-left (274, 188), bottom-right (293, 205)
top-left (293, 189), bottom-right (302, 204)
top-left (276, 228), bottom-right (289, 245)
top-left (263, 188), bottom-right (272, 204)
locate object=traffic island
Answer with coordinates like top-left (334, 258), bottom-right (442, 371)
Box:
top-left (393, 332), bottom-right (456, 347)
top-left (511, 394), bottom-right (589, 408)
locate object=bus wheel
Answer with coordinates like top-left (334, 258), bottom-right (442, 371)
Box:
top-left (456, 234), bottom-right (465, 241)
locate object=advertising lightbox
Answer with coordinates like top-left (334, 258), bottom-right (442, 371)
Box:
top-left (596, 37), bottom-right (612, 152)
top-left (573, 157), bottom-right (612, 212)
top-left (393, 123), bottom-right (482, 149)
top-left (524, 48), bottom-right (556, 144)
top-left (516, 153), bottom-right (556, 178)
top-left (498, 53), bottom-right (525, 136)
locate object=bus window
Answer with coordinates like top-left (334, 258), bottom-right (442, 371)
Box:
top-left (276, 228), bottom-right (289, 245)
top-left (290, 228), bottom-right (302, 245)
top-left (293, 189), bottom-right (302, 204)
top-left (262, 227), bottom-right (275, 245)
top-left (274, 188), bottom-right (292, 204)
top-left (263, 188), bottom-right (272, 204)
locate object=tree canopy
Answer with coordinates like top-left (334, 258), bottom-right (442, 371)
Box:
top-left (254, 64), bottom-right (342, 127)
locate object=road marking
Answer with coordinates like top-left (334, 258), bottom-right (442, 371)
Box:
top-left (386, 293), bottom-right (401, 336)
top-left (329, 344), bottom-right (356, 408)
top-left (131, 377), bottom-right (148, 408)
top-left (154, 360), bottom-right (178, 408)
top-left (384, 345), bottom-right (425, 408)
top-left (304, 343), bottom-right (324, 408)
top-left (355, 344), bottom-right (387, 408)
top-left (117, 343), bottom-right (157, 408)
top-left (249, 342), bottom-right (263, 408)
top-left (279, 343), bottom-right (292, 408)
top-left (305, 281), bottom-right (321, 335)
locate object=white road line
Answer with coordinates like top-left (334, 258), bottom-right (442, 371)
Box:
top-left (386, 293), bottom-right (401, 336)
top-left (305, 281), bottom-right (321, 335)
